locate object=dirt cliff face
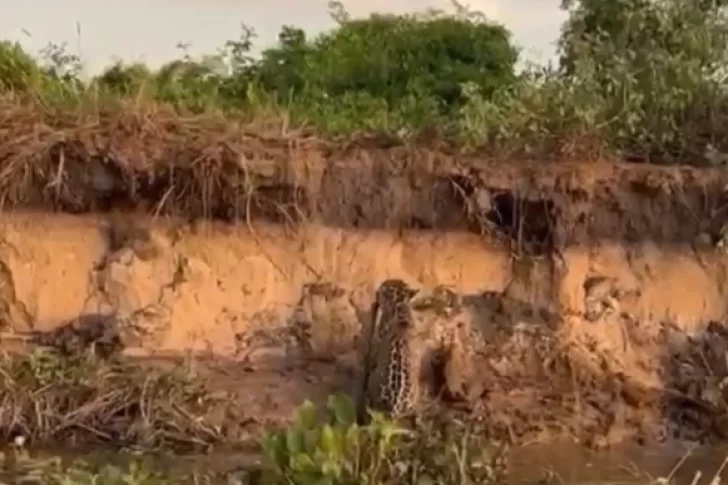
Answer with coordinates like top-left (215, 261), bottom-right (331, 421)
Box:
top-left (315, 157), bottom-right (728, 253)
top-left (1, 158), bottom-right (728, 449)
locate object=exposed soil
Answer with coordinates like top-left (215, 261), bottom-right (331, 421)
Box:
top-left (0, 145), bottom-right (727, 452)
top-left (2, 99), bottom-right (728, 253)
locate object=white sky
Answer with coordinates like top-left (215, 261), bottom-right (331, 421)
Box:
top-left (0, 0), bottom-right (568, 75)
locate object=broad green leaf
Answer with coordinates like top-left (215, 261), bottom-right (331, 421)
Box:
top-left (328, 394), bottom-right (356, 426)
top-left (319, 424), bottom-right (340, 456)
top-left (295, 400), bottom-right (319, 430)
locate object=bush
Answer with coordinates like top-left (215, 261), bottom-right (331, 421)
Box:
top-left (253, 3), bottom-right (518, 132)
top-left (257, 395), bottom-right (507, 485)
top-left (1, 0), bottom-right (728, 164)
top-left (558, 0), bottom-right (728, 162)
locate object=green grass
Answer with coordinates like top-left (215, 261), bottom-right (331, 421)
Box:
top-left (1, 0), bottom-right (728, 164)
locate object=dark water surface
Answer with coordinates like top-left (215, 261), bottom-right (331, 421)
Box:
top-left (509, 440), bottom-right (728, 485)
top-left (21, 440), bottom-right (728, 484)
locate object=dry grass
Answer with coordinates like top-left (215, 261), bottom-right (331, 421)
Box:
top-left (0, 93), bottom-right (331, 218)
top-left (2, 92), bottom-right (726, 255)
top-left (0, 346), bottom-right (226, 451)
top-left (0, 93), bottom-right (489, 240)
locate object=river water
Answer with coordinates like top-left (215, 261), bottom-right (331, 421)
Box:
top-left (14, 440), bottom-right (728, 484)
top-left (509, 441), bottom-right (728, 485)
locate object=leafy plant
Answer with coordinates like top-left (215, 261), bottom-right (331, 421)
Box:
top-left (259, 395), bottom-right (406, 485)
top-left (1, 0), bottom-right (728, 163)
top-left (0, 41), bottom-right (45, 92)
top-left (257, 394), bottom-right (508, 485)
top-left (558, 0), bottom-right (728, 162)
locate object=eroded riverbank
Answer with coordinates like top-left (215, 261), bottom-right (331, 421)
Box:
top-left (0, 210), bottom-right (728, 451)
top-left (1, 156), bottom-right (728, 483)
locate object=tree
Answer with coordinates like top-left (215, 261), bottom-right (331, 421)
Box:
top-left (559, 0), bottom-right (728, 75)
top-left (557, 0), bottom-right (728, 162)
top-left (94, 61), bottom-right (152, 95)
top-left (254, 4), bottom-right (519, 112)
top-left (255, 26), bottom-right (312, 97)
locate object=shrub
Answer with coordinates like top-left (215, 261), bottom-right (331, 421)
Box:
top-left (257, 394), bottom-right (508, 485)
top-left (2, 0), bottom-right (728, 163)
top-left (558, 0), bottom-right (728, 162)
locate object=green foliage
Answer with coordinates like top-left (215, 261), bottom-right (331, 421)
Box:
top-left (259, 395), bottom-right (406, 485)
top-left (558, 0), bottom-right (728, 162)
top-left (1, 0), bottom-right (728, 163)
top-left (0, 395), bottom-right (507, 485)
top-left (257, 394), bottom-right (507, 485)
top-left (0, 2), bottom-right (519, 132)
top-left (0, 40), bottom-right (82, 103)
top-left (151, 59), bottom-right (228, 112)
top-left (244, 1), bottom-right (519, 133)
top-left (94, 61), bottom-right (153, 97)
top-left (0, 41), bottom-right (43, 92)
top-left (258, 5), bottom-right (517, 105)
